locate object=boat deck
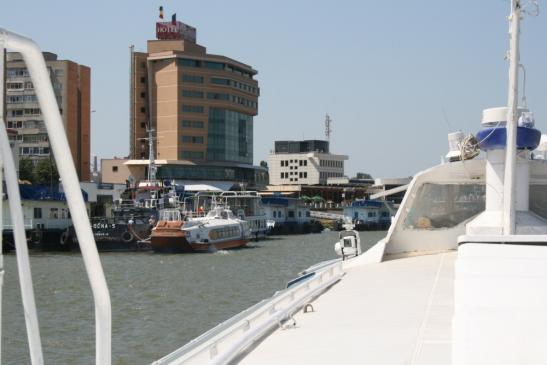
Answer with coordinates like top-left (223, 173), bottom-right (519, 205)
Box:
top-left (240, 251), bottom-right (455, 364)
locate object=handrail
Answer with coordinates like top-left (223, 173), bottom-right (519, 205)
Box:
top-left (1, 38), bottom-right (44, 365)
top-left (0, 28), bottom-right (111, 364)
top-left (152, 261), bottom-right (344, 365)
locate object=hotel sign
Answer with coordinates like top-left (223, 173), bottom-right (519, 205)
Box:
top-left (156, 21), bottom-right (197, 42)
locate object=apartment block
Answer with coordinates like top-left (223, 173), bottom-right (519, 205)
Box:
top-left (4, 52), bottom-right (90, 181)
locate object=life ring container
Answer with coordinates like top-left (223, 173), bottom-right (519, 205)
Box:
top-left (121, 231), bottom-right (134, 243)
top-left (60, 231), bottom-right (70, 245)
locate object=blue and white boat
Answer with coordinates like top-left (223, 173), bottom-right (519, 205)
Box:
top-left (342, 199), bottom-right (394, 230)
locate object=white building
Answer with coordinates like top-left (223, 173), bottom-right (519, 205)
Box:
top-left (268, 140), bottom-right (348, 185)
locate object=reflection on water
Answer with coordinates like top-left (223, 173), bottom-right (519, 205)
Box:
top-left (3, 231), bottom-right (386, 364)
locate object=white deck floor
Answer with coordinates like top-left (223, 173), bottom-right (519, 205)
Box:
top-left (240, 251), bottom-right (456, 364)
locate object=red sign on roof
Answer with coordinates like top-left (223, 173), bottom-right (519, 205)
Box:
top-left (156, 21), bottom-right (196, 42)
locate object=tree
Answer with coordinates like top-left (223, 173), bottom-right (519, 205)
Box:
top-left (33, 158), bottom-right (60, 185)
top-left (18, 158), bottom-right (35, 182)
top-left (260, 160), bottom-right (268, 168)
top-left (355, 172), bottom-right (373, 180)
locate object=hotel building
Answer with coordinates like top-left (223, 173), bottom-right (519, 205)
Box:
top-left (4, 52), bottom-right (91, 181)
top-left (126, 20), bottom-right (267, 189)
top-left (268, 140), bottom-right (348, 186)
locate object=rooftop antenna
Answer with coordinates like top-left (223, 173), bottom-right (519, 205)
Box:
top-left (324, 113), bottom-right (332, 142)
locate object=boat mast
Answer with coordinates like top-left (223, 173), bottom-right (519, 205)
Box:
top-left (503, 0), bottom-right (522, 235)
top-left (147, 126), bottom-right (156, 181)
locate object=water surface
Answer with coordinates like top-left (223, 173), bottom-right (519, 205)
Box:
top-left (3, 231), bottom-right (386, 364)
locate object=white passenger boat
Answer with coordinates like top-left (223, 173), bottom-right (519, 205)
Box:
top-left (150, 206), bottom-right (251, 253)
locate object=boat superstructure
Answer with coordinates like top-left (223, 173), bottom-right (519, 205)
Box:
top-left (151, 206), bottom-right (251, 253)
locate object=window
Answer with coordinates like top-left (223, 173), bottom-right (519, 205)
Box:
top-left (112, 166), bottom-right (118, 172)
top-left (207, 92), bottom-right (230, 100)
top-left (288, 211), bottom-right (295, 218)
top-left (178, 59), bottom-right (199, 68)
top-left (203, 61), bottom-right (225, 70)
top-left (33, 208), bottom-right (42, 219)
top-left (49, 208), bottom-right (59, 219)
top-left (182, 74), bottom-right (204, 83)
top-left (140, 76), bottom-right (146, 83)
top-left (211, 77), bottom-right (231, 85)
top-left (182, 90), bottom-right (204, 98)
top-left (368, 212), bottom-right (377, 218)
top-left (140, 107), bottom-right (146, 113)
top-left (280, 173), bottom-right (283, 179)
top-left (180, 151), bottom-right (204, 159)
top-left (54, 69), bottom-right (64, 77)
top-left (182, 105), bottom-right (204, 113)
top-left (181, 120), bottom-right (204, 128)
top-left (141, 122), bottom-right (146, 128)
top-left (181, 135), bottom-right (204, 144)
top-left (404, 183), bottom-right (485, 229)
top-left (7, 82), bottom-right (23, 90)
top-left (140, 92), bottom-right (146, 98)
top-left (304, 172), bottom-right (308, 178)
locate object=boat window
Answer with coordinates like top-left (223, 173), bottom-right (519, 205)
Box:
top-left (33, 207), bottom-right (42, 219)
top-left (404, 183), bottom-right (485, 229)
top-left (49, 208), bottom-right (59, 219)
top-left (530, 185), bottom-right (547, 219)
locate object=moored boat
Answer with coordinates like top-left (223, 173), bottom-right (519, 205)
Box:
top-left (151, 206), bottom-right (251, 253)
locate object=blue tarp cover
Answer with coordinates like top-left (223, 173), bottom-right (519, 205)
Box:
top-left (2, 183), bottom-right (88, 202)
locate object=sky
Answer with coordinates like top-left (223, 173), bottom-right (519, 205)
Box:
top-left (2, 0), bottom-right (547, 178)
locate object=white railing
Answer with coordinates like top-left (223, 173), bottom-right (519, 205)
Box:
top-left (0, 28), bottom-right (111, 364)
top-left (310, 210), bottom-right (346, 221)
top-left (152, 260), bottom-right (344, 365)
top-left (2, 218), bottom-right (34, 230)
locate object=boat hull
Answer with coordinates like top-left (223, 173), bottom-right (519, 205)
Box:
top-left (151, 230), bottom-right (249, 253)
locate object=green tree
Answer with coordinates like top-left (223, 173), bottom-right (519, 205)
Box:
top-left (18, 158), bottom-right (35, 182)
top-left (33, 158), bottom-right (60, 185)
top-left (355, 172), bottom-right (373, 180)
top-left (260, 160), bottom-right (268, 168)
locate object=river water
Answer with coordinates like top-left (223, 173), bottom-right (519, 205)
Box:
top-left (3, 230), bottom-right (386, 364)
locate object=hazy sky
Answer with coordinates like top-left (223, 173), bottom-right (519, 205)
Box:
top-left (2, 1), bottom-right (547, 178)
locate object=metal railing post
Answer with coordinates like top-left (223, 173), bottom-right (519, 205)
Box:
top-left (0, 28), bottom-right (111, 364)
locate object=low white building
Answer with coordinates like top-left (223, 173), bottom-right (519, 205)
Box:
top-left (268, 140), bottom-right (348, 185)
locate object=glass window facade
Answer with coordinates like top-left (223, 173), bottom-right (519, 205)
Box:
top-left (207, 108), bottom-right (253, 164)
top-left (180, 151), bottom-right (205, 159)
top-left (157, 165), bottom-right (268, 188)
